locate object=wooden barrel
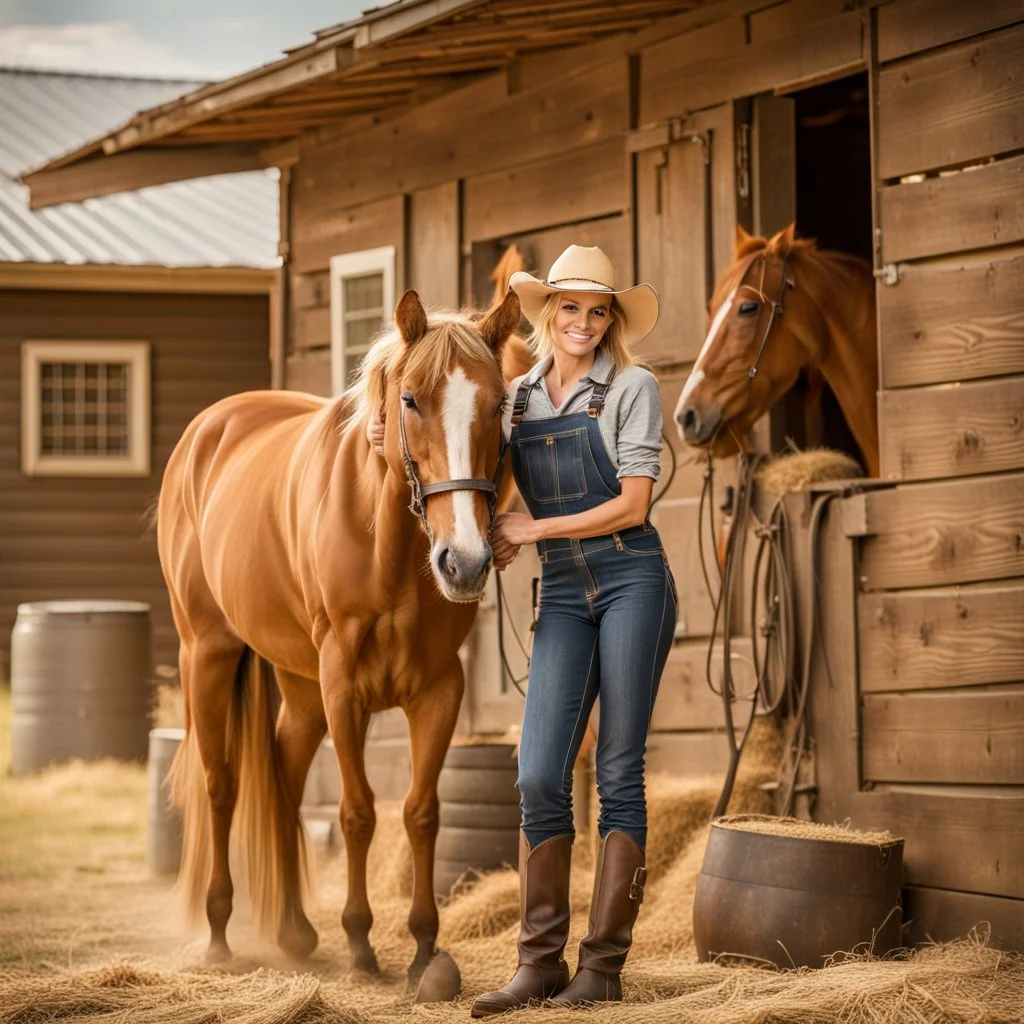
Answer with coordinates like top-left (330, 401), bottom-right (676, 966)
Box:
top-left (10, 600), bottom-right (152, 776)
top-left (693, 815), bottom-right (904, 968)
top-left (435, 742), bottom-right (520, 897)
top-left (147, 727), bottom-right (185, 876)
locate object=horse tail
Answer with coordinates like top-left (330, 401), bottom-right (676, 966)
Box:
top-left (169, 647), bottom-right (308, 938)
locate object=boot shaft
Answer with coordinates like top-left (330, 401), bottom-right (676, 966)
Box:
top-left (518, 831), bottom-right (574, 967)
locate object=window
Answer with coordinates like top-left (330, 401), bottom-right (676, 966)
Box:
top-left (21, 340), bottom-right (151, 478)
top-left (329, 246), bottom-right (396, 393)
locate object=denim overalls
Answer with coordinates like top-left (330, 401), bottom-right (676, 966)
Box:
top-left (510, 373), bottom-right (677, 850)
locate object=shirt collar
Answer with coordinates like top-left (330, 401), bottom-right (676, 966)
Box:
top-left (524, 347), bottom-right (614, 388)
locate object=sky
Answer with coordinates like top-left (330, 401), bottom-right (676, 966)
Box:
top-left (0, 0), bottom-right (372, 79)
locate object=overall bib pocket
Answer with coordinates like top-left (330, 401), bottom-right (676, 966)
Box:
top-left (516, 429), bottom-right (587, 504)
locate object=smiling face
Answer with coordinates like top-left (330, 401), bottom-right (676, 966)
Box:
top-left (549, 291), bottom-right (614, 360)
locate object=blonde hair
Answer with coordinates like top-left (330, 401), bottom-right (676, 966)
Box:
top-left (529, 293), bottom-right (634, 371)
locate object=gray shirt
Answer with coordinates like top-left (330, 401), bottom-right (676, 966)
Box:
top-left (502, 348), bottom-right (663, 480)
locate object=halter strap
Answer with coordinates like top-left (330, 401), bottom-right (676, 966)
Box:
top-left (747, 256), bottom-right (794, 396)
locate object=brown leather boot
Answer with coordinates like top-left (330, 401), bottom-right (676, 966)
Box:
top-left (470, 832), bottom-right (573, 1018)
top-left (549, 830), bottom-right (646, 1006)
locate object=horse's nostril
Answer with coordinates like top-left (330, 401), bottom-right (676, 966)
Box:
top-left (439, 548), bottom-right (456, 577)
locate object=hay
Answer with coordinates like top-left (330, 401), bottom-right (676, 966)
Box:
top-left (716, 814), bottom-right (897, 847)
top-left (756, 449), bottom-right (863, 495)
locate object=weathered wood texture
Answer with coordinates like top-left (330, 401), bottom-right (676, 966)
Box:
top-left (649, 497), bottom-right (715, 640)
top-left (859, 581), bottom-right (1024, 694)
top-left (857, 472), bottom-right (1024, 589)
top-left (878, 376), bottom-right (1024, 482)
top-left (409, 181), bottom-right (460, 309)
top-left (861, 689), bottom-right (1024, 785)
top-left (651, 638), bottom-right (756, 732)
top-left (515, 216), bottom-right (631, 287)
top-left (752, 94), bottom-right (796, 238)
top-left (849, 789), bottom-right (1024, 901)
top-left (877, 0), bottom-right (1024, 63)
top-left (687, 104), bottom-right (736, 283)
top-left (877, 24), bottom-right (1024, 180)
top-left (749, 0), bottom-right (857, 45)
top-left (0, 289), bottom-right (270, 677)
top-left (901, 885), bottom-right (1024, 950)
top-left (880, 153), bottom-right (1024, 264)
top-left (285, 349), bottom-right (331, 395)
top-left (640, 9), bottom-right (864, 125)
top-left (646, 729), bottom-right (730, 777)
top-left (463, 139), bottom-right (627, 243)
top-left (878, 252), bottom-right (1024, 388)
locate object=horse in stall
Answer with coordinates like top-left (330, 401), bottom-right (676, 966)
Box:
top-left (159, 281), bottom-right (532, 989)
top-left (673, 223), bottom-right (879, 477)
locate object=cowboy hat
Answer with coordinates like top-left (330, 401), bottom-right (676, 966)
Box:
top-left (508, 244), bottom-right (659, 346)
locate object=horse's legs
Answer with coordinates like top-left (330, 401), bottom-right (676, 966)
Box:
top-left (402, 663), bottom-right (464, 988)
top-left (273, 667), bottom-right (328, 959)
top-left (320, 635), bottom-right (378, 974)
top-left (189, 635), bottom-right (246, 962)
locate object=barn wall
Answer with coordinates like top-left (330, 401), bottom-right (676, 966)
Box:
top-left (0, 289), bottom-right (270, 679)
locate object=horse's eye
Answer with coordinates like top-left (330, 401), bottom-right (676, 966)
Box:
top-left (738, 301), bottom-right (760, 317)
top-left (400, 392), bottom-right (419, 411)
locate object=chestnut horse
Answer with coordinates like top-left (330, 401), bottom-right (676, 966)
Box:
top-left (160, 288), bottom-right (527, 986)
top-left (674, 224), bottom-right (879, 477)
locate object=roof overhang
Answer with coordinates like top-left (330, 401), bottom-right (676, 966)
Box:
top-left (0, 261), bottom-right (274, 294)
top-left (24, 0), bottom-right (726, 207)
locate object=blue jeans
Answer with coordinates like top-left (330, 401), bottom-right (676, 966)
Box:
top-left (517, 526), bottom-right (677, 850)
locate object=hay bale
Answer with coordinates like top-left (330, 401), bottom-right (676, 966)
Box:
top-left (716, 815), bottom-right (895, 846)
top-left (756, 449), bottom-right (863, 495)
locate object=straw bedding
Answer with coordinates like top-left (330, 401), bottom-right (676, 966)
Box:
top-left (1, 719), bottom-right (1021, 1024)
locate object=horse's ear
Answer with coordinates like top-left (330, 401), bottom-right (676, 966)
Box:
top-left (768, 222), bottom-right (797, 254)
top-left (734, 223), bottom-right (753, 255)
top-left (479, 288), bottom-right (521, 354)
top-left (395, 290), bottom-right (428, 345)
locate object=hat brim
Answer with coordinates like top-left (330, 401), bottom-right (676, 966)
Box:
top-left (508, 271), bottom-right (660, 348)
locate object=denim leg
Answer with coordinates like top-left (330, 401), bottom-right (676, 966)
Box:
top-left (518, 602), bottom-right (600, 848)
top-left (594, 568), bottom-right (676, 849)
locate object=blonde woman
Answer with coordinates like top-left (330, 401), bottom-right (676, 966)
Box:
top-left (472, 245), bottom-right (677, 1015)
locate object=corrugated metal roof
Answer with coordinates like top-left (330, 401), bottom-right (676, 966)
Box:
top-left (0, 68), bottom-right (278, 269)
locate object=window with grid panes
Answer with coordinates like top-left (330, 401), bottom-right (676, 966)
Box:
top-left (21, 341), bottom-right (151, 477)
top-left (329, 246), bottom-right (396, 393)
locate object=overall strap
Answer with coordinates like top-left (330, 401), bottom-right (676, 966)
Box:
top-left (510, 378), bottom-right (534, 427)
top-left (587, 367), bottom-right (616, 418)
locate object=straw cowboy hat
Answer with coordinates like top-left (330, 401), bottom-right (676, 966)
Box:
top-left (508, 244), bottom-right (659, 346)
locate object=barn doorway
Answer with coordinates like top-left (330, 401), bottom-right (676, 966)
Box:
top-left (763, 72), bottom-right (873, 466)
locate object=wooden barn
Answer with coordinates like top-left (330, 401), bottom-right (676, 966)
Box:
top-left (1, 68), bottom-right (277, 676)
top-left (24, 0), bottom-right (1022, 948)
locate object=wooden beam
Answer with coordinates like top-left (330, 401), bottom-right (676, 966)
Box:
top-left (0, 262), bottom-right (273, 294)
top-left (24, 143), bottom-right (266, 208)
top-left (901, 885), bottom-right (1024, 949)
top-left (353, 0), bottom-right (488, 49)
top-left (877, 0), bottom-right (1024, 64)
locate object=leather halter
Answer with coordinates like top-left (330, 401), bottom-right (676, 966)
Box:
top-left (397, 399), bottom-right (505, 539)
top-left (745, 255), bottom-right (795, 397)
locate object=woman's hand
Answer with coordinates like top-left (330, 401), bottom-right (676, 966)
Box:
top-left (493, 512), bottom-right (542, 548)
top-left (491, 532), bottom-right (521, 571)
top-left (366, 415), bottom-right (385, 456)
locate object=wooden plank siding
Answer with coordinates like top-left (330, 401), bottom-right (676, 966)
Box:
top-left (408, 181), bottom-right (460, 310)
top-left (861, 690), bottom-right (1024, 785)
top-left (878, 252), bottom-right (1024, 389)
top-left (876, 23), bottom-right (1024, 180)
top-left (0, 289), bottom-right (270, 678)
top-left (901, 886), bottom-right (1024, 949)
top-left (859, 581), bottom-right (1024, 694)
top-left (877, 0), bottom-right (1024, 64)
top-left (649, 497), bottom-right (715, 641)
top-left (878, 376), bottom-right (1024, 482)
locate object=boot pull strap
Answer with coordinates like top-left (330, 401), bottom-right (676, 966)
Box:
top-left (629, 866), bottom-right (647, 902)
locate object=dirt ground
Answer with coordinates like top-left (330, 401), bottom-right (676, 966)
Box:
top-left (1, 685), bottom-right (1021, 1024)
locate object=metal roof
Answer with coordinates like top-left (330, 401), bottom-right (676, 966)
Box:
top-left (0, 68), bottom-right (278, 269)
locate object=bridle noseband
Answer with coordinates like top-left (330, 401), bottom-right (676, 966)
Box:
top-left (743, 254), bottom-right (795, 397)
top-left (397, 400), bottom-right (505, 541)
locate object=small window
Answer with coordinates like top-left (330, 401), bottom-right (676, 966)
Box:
top-left (21, 340), bottom-right (151, 478)
top-left (329, 246), bottom-right (396, 393)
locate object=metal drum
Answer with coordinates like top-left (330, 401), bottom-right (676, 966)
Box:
top-left (10, 600), bottom-right (152, 775)
top-left (693, 815), bottom-right (904, 968)
top-left (147, 727), bottom-right (185, 876)
top-left (435, 741), bottom-right (520, 897)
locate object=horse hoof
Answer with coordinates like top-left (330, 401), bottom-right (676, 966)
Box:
top-left (205, 939), bottom-right (232, 964)
top-left (351, 948), bottom-right (380, 976)
top-left (278, 917), bottom-right (318, 961)
top-left (414, 950), bottom-right (461, 1003)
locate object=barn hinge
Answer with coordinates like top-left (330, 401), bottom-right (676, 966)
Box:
top-left (874, 262), bottom-right (899, 286)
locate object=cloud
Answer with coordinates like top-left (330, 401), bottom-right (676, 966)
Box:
top-left (0, 22), bottom-right (228, 77)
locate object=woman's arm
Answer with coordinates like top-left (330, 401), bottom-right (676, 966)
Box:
top-left (494, 476), bottom-right (653, 546)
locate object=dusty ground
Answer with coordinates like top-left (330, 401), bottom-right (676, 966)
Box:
top-left (1, 686), bottom-right (1021, 1024)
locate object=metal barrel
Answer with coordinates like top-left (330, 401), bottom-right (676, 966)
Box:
top-left (147, 727), bottom-right (185, 876)
top-left (435, 742), bottom-right (520, 897)
top-left (10, 600), bottom-right (152, 776)
top-left (692, 820), bottom-right (904, 968)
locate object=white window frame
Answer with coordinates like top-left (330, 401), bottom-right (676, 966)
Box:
top-left (21, 340), bottom-right (151, 478)
top-left (329, 245), bottom-right (396, 394)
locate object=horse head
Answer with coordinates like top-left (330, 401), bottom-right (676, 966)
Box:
top-left (674, 223), bottom-right (828, 457)
top-left (381, 288), bottom-right (521, 602)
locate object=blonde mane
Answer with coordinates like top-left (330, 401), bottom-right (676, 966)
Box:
top-left (340, 311), bottom-right (499, 437)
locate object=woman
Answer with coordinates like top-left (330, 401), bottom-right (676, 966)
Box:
top-left (472, 245), bottom-right (677, 1016)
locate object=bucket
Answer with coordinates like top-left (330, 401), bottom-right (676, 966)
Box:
top-left (147, 727), bottom-right (185, 876)
top-left (693, 815), bottom-right (904, 968)
top-left (435, 741), bottom-right (520, 897)
top-left (10, 600), bottom-right (152, 775)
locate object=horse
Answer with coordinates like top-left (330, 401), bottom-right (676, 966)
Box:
top-left (159, 287), bottom-right (530, 989)
top-left (673, 223), bottom-right (879, 477)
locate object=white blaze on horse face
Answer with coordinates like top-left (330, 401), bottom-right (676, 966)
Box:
top-left (678, 286), bottom-right (737, 410)
top-left (441, 367), bottom-right (488, 560)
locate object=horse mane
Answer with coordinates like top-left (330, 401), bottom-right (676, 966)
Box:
top-left (337, 312), bottom-right (499, 438)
